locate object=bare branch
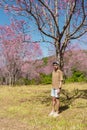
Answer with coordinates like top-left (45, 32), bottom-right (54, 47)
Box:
top-left (70, 0), bottom-right (86, 38)
top-left (60, 0), bottom-right (76, 38)
top-left (38, 0), bottom-right (60, 35)
top-left (26, 9), bottom-right (58, 41)
top-left (70, 30), bottom-right (87, 39)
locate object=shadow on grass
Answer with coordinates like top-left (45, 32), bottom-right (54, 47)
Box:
top-left (60, 105), bottom-right (69, 113)
top-left (38, 89), bottom-right (87, 113)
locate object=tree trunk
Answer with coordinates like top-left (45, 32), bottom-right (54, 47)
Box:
top-left (55, 41), bottom-right (64, 71)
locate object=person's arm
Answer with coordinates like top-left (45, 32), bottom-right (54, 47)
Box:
top-left (57, 80), bottom-right (62, 94)
top-left (59, 80), bottom-right (62, 89)
top-left (59, 70), bottom-right (63, 89)
top-left (57, 70), bottom-right (63, 93)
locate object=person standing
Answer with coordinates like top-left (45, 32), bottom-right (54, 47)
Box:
top-left (49, 61), bottom-right (63, 117)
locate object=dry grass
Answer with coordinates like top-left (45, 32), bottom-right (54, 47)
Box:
top-left (0, 83), bottom-right (87, 130)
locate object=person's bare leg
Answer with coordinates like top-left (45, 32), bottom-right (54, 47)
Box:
top-left (49, 97), bottom-right (56, 116)
top-left (52, 98), bottom-right (60, 117)
top-left (52, 97), bottom-right (56, 112)
top-left (56, 98), bottom-right (60, 113)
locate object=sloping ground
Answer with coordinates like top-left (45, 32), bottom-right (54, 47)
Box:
top-left (0, 83), bottom-right (87, 130)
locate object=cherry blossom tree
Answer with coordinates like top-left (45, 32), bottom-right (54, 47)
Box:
top-left (21, 60), bottom-right (43, 81)
top-left (64, 45), bottom-right (87, 77)
top-left (0, 0), bottom-right (87, 70)
top-left (0, 20), bottom-right (42, 85)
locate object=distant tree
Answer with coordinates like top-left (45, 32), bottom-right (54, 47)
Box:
top-left (0, 20), bottom-right (42, 85)
top-left (64, 45), bottom-right (87, 77)
top-left (21, 60), bottom-right (43, 80)
top-left (0, 0), bottom-right (87, 70)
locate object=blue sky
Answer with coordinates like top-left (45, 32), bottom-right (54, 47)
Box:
top-left (0, 9), bottom-right (10, 25)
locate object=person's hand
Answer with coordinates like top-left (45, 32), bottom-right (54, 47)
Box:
top-left (57, 88), bottom-right (61, 94)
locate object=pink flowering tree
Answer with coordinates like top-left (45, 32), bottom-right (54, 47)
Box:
top-left (0, 20), bottom-right (42, 85)
top-left (0, 0), bottom-right (87, 70)
top-left (64, 45), bottom-right (87, 77)
top-left (21, 60), bottom-right (44, 82)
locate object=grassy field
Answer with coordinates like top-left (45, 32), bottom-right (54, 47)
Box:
top-left (0, 83), bottom-right (87, 130)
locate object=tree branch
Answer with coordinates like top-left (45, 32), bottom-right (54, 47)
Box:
top-left (60, 0), bottom-right (76, 38)
top-left (70, 0), bottom-right (86, 38)
top-left (38, 0), bottom-right (60, 35)
top-left (70, 30), bottom-right (87, 39)
top-left (26, 9), bottom-right (58, 41)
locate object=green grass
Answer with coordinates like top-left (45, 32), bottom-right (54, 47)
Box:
top-left (0, 83), bottom-right (87, 130)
